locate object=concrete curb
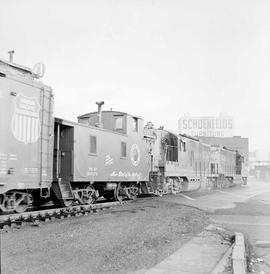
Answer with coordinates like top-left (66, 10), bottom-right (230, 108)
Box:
top-left (211, 231), bottom-right (247, 274)
top-left (142, 226), bottom-right (247, 274)
top-left (232, 232), bottom-right (247, 274)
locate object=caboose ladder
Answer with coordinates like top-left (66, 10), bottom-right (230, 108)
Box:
top-left (39, 87), bottom-right (54, 198)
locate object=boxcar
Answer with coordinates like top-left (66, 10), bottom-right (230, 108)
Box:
top-left (0, 58), bottom-right (54, 212)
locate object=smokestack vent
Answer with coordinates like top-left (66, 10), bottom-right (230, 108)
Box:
top-left (8, 50), bottom-right (15, 63)
top-left (96, 101), bottom-right (104, 128)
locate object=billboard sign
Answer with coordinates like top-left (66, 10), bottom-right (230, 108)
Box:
top-left (178, 114), bottom-right (234, 137)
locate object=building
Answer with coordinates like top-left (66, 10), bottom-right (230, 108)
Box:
top-left (178, 114), bottom-right (234, 138)
top-left (249, 160), bottom-right (270, 180)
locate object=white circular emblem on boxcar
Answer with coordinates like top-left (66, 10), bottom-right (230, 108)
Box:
top-left (130, 144), bottom-right (140, 166)
top-left (11, 94), bottom-right (41, 144)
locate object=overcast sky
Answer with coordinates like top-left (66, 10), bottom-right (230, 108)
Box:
top-left (1, 0), bottom-right (270, 159)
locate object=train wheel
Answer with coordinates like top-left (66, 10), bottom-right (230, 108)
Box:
top-left (81, 185), bottom-right (96, 204)
top-left (129, 193), bottom-right (137, 201)
top-left (74, 185), bottom-right (97, 205)
top-left (114, 183), bottom-right (124, 202)
top-left (102, 191), bottom-right (114, 201)
top-left (0, 191), bottom-right (32, 213)
top-left (128, 185), bottom-right (138, 200)
top-left (62, 199), bottom-right (74, 207)
top-left (15, 203), bottom-right (29, 213)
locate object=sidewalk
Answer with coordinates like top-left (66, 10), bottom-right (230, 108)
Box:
top-left (144, 225), bottom-right (234, 274)
top-left (212, 215), bottom-right (270, 273)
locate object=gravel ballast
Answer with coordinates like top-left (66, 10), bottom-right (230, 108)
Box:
top-left (1, 197), bottom-right (209, 274)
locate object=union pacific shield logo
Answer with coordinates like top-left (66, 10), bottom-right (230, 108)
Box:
top-left (11, 94), bottom-right (41, 144)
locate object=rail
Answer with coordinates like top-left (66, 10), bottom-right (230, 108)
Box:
top-left (0, 201), bottom-right (130, 230)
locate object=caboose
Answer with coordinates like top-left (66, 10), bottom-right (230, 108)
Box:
top-left (52, 105), bottom-right (150, 206)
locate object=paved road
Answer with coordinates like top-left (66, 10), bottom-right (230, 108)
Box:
top-left (162, 180), bottom-right (270, 273)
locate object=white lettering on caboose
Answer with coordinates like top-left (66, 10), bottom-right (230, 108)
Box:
top-left (110, 171), bottom-right (142, 178)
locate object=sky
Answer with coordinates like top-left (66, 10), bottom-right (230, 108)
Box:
top-left (1, 0), bottom-right (270, 159)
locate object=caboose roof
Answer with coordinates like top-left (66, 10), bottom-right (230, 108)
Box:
top-left (78, 110), bottom-right (142, 120)
top-left (55, 116), bottom-right (127, 136)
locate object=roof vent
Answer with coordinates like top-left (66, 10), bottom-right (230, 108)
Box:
top-left (8, 50), bottom-right (15, 63)
top-left (96, 101), bottom-right (104, 128)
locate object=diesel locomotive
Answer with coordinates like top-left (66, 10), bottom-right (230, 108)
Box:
top-left (141, 125), bottom-right (245, 195)
top-left (0, 56), bottom-right (246, 213)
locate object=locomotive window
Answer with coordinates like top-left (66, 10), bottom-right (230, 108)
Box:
top-left (121, 142), bottom-right (127, 158)
top-left (89, 135), bottom-right (97, 154)
top-left (190, 151), bottom-right (194, 166)
top-left (133, 117), bottom-right (138, 132)
top-left (115, 116), bottom-right (123, 130)
top-left (211, 163), bottom-right (215, 174)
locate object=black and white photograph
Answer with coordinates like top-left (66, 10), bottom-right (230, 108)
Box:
top-left (0, 0), bottom-right (270, 273)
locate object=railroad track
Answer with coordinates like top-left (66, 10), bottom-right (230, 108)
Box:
top-left (0, 201), bottom-right (129, 230)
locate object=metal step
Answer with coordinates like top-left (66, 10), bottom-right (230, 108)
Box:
top-left (58, 180), bottom-right (73, 199)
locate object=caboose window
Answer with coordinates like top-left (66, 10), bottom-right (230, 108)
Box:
top-left (121, 142), bottom-right (127, 158)
top-left (89, 135), bottom-right (97, 154)
top-left (133, 117), bottom-right (138, 132)
top-left (115, 116), bottom-right (123, 130)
